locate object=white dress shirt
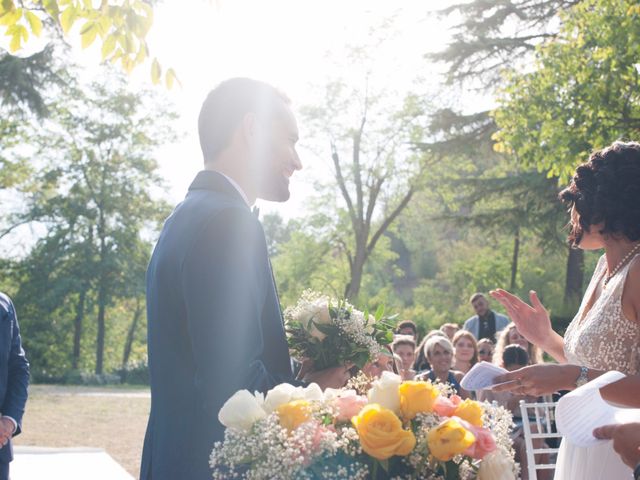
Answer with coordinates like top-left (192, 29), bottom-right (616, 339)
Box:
top-left (217, 172), bottom-right (251, 207)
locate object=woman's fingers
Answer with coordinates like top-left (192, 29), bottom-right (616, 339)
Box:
top-left (491, 289), bottom-right (529, 314)
top-left (593, 424), bottom-right (617, 440)
top-left (529, 290), bottom-right (546, 313)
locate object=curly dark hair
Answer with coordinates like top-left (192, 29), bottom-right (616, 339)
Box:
top-left (559, 141), bottom-right (640, 246)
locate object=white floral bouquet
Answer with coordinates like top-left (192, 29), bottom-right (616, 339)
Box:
top-left (211, 372), bottom-right (518, 479)
top-left (284, 290), bottom-right (395, 370)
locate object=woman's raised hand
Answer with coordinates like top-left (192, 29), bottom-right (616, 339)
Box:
top-left (490, 289), bottom-right (553, 349)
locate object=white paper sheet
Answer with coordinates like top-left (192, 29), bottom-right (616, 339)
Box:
top-left (460, 361), bottom-right (508, 390)
top-left (556, 370), bottom-right (640, 447)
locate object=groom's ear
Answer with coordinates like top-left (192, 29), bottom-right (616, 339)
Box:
top-left (241, 112), bottom-right (258, 146)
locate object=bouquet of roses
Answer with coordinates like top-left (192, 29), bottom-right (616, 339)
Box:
top-left (284, 290), bottom-right (395, 370)
top-left (211, 372), bottom-right (518, 480)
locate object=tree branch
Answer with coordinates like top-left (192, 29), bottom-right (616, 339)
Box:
top-left (331, 142), bottom-right (358, 230)
top-left (366, 187), bottom-right (415, 256)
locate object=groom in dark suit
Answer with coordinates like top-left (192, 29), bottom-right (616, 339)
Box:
top-left (140, 78), bottom-right (350, 480)
top-left (0, 293), bottom-right (30, 480)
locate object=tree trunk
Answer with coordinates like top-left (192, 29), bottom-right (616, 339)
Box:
top-left (95, 288), bottom-right (106, 375)
top-left (72, 288), bottom-right (87, 370)
top-left (346, 254), bottom-right (365, 301)
top-left (95, 205), bottom-right (107, 375)
top-left (510, 226), bottom-right (520, 291)
top-left (345, 235), bottom-right (367, 301)
top-left (564, 247), bottom-right (584, 308)
top-left (122, 299), bottom-right (143, 368)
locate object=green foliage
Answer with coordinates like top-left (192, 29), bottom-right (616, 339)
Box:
top-left (493, 0), bottom-right (640, 181)
top-left (0, 0), bottom-right (176, 87)
top-left (1, 65), bottom-right (176, 378)
top-left (286, 294), bottom-right (395, 370)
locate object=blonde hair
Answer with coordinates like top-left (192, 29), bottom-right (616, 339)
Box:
top-left (493, 323), bottom-right (543, 366)
top-left (452, 330), bottom-right (478, 367)
top-left (424, 335), bottom-right (454, 359)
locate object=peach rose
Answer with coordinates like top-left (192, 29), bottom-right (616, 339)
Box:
top-left (433, 394), bottom-right (462, 417)
top-left (464, 425), bottom-right (497, 459)
top-left (334, 393), bottom-right (368, 422)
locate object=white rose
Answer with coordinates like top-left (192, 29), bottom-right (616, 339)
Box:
top-left (218, 390), bottom-right (266, 432)
top-left (367, 371), bottom-right (402, 413)
top-left (307, 298), bottom-right (332, 340)
top-left (263, 382), bottom-right (323, 413)
top-left (478, 450), bottom-right (516, 480)
top-left (324, 388), bottom-right (357, 402)
top-left (300, 382), bottom-right (324, 402)
top-left (263, 383), bottom-right (297, 412)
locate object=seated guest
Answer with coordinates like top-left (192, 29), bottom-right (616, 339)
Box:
top-left (452, 330), bottom-right (478, 374)
top-left (395, 320), bottom-right (418, 341)
top-left (413, 330), bottom-right (447, 373)
top-left (479, 345), bottom-right (551, 480)
top-left (476, 338), bottom-right (494, 363)
top-left (494, 323), bottom-right (544, 367)
top-left (362, 348), bottom-right (396, 379)
top-left (463, 293), bottom-right (510, 342)
top-left (392, 335), bottom-right (416, 380)
top-left (440, 322), bottom-right (460, 340)
top-left (416, 336), bottom-right (468, 398)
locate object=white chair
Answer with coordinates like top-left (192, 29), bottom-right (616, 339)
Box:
top-left (519, 400), bottom-right (563, 480)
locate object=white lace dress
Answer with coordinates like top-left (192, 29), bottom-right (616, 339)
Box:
top-left (555, 254), bottom-right (640, 479)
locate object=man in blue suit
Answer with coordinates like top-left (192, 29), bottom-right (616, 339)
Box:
top-left (140, 78), bottom-right (350, 480)
top-left (0, 293), bottom-right (30, 480)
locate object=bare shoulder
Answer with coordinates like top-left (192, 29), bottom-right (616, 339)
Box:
top-left (452, 370), bottom-right (465, 382)
top-left (622, 254), bottom-right (640, 322)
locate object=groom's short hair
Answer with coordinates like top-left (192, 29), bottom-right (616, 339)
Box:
top-left (198, 78), bottom-right (290, 162)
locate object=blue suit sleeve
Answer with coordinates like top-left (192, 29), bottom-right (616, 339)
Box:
top-left (1, 297), bottom-right (29, 435)
top-left (181, 208), bottom-right (288, 416)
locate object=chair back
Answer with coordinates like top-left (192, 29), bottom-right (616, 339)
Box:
top-left (519, 400), bottom-right (562, 479)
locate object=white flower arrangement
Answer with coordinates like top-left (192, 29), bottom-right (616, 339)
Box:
top-left (284, 290), bottom-right (395, 370)
top-left (211, 373), bottom-right (518, 479)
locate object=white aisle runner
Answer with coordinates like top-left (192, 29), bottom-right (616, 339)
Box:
top-left (12, 447), bottom-right (134, 480)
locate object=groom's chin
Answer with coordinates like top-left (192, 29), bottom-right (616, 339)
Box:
top-left (261, 190), bottom-right (291, 202)
top-left (258, 182), bottom-right (291, 202)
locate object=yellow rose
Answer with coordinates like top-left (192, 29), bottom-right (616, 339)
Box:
top-left (276, 400), bottom-right (312, 431)
top-left (352, 404), bottom-right (416, 460)
top-left (399, 381), bottom-right (439, 420)
top-left (453, 399), bottom-right (484, 427)
top-left (427, 418), bottom-right (476, 461)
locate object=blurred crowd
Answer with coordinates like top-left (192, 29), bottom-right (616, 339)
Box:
top-left (360, 292), bottom-right (552, 480)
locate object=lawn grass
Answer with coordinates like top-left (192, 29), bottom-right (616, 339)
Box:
top-left (14, 384), bottom-right (151, 478)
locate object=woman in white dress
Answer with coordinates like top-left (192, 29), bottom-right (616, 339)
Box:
top-left (489, 141), bottom-right (640, 479)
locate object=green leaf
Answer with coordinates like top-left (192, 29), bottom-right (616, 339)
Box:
top-left (80, 22), bottom-right (97, 49)
top-left (150, 58), bottom-right (161, 85)
top-left (7, 23), bottom-right (27, 52)
top-left (0, 7), bottom-right (20, 26)
top-left (59, 5), bottom-right (77, 34)
top-left (165, 68), bottom-right (180, 89)
top-left (0, 0), bottom-right (14, 16)
top-left (374, 304), bottom-right (385, 320)
top-left (42, 0), bottom-right (59, 18)
top-left (313, 321), bottom-right (338, 335)
top-left (101, 34), bottom-right (116, 59)
top-left (24, 10), bottom-right (42, 36)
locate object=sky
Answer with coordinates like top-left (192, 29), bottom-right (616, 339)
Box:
top-left (1, 0), bottom-right (475, 249)
top-left (133, 0), bottom-right (463, 219)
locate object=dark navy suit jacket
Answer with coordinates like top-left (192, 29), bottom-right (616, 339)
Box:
top-left (140, 171), bottom-right (297, 480)
top-left (0, 293), bottom-right (29, 465)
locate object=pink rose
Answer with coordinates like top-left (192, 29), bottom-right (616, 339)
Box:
top-left (334, 394), bottom-right (368, 422)
top-left (433, 394), bottom-right (463, 417)
top-left (463, 425), bottom-right (497, 460)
